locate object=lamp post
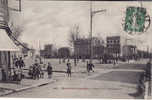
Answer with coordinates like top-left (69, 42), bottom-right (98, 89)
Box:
top-left (89, 1), bottom-right (106, 63)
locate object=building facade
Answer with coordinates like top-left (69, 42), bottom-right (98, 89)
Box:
top-left (106, 36), bottom-right (121, 56)
top-left (0, 0), bottom-right (23, 81)
top-left (40, 44), bottom-right (57, 58)
top-left (74, 37), bottom-right (105, 59)
top-left (106, 36), bottom-right (137, 59)
top-left (122, 45), bottom-right (137, 59)
top-left (74, 38), bottom-right (90, 59)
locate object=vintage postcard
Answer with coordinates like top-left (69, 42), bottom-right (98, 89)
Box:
top-left (0, 0), bottom-right (151, 99)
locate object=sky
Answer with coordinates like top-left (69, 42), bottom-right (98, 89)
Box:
top-left (8, 0), bottom-right (152, 51)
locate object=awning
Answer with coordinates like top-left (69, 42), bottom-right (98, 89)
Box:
top-left (0, 29), bottom-right (20, 51)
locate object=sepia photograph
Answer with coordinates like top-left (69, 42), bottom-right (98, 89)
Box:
top-left (0, 0), bottom-right (151, 99)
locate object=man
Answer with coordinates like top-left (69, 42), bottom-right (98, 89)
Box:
top-left (88, 62), bottom-right (95, 72)
top-left (67, 61), bottom-right (72, 77)
top-left (14, 58), bottom-right (19, 68)
top-left (86, 61), bottom-right (89, 73)
top-left (47, 62), bottom-right (53, 79)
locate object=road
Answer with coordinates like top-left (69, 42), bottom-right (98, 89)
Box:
top-left (4, 58), bottom-right (147, 99)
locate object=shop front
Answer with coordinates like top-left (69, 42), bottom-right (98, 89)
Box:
top-left (0, 29), bottom-right (20, 81)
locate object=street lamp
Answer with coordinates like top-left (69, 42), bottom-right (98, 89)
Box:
top-left (89, 1), bottom-right (106, 63)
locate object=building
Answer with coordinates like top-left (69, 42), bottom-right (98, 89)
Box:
top-left (106, 36), bottom-right (137, 59)
top-left (74, 37), bottom-right (105, 59)
top-left (45, 44), bottom-right (53, 58)
top-left (106, 36), bottom-right (121, 56)
top-left (40, 44), bottom-right (57, 58)
top-left (122, 45), bottom-right (137, 59)
top-left (0, 0), bottom-right (28, 81)
top-left (74, 38), bottom-right (90, 59)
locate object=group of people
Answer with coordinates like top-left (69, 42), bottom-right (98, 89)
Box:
top-left (14, 57), bottom-right (25, 69)
top-left (28, 62), bottom-right (44, 80)
top-left (28, 61), bottom-right (53, 79)
top-left (12, 57), bottom-right (95, 80)
top-left (65, 60), bottom-right (95, 77)
top-left (12, 57), bottom-right (25, 82)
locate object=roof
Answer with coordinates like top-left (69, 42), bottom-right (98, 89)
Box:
top-left (0, 29), bottom-right (20, 51)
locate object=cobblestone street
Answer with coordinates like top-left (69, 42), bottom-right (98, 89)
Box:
top-left (1, 58), bottom-right (146, 99)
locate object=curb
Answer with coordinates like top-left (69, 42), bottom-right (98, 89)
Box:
top-left (0, 79), bottom-right (56, 97)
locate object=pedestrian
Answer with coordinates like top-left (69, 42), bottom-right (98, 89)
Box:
top-left (39, 64), bottom-right (44, 78)
top-left (113, 56), bottom-right (116, 66)
top-left (18, 57), bottom-right (25, 69)
top-left (47, 62), bottom-right (53, 79)
top-left (1, 68), bottom-right (6, 81)
top-left (67, 62), bottom-right (72, 77)
top-left (32, 64), bottom-right (37, 80)
top-left (146, 60), bottom-right (151, 81)
top-left (74, 58), bottom-right (77, 66)
top-left (35, 63), bottom-right (40, 80)
top-left (15, 58), bottom-right (19, 68)
top-left (88, 62), bottom-right (95, 72)
top-left (59, 58), bottom-right (61, 64)
top-left (13, 70), bottom-right (18, 81)
top-left (28, 66), bottom-right (33, 78)
top-left (86, 61), bottom-right (89, 73)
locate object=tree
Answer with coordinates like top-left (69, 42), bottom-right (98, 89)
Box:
top-left (58, 47), bottom-right (70, 58)
top-left (68, 24), bottom-right (81, 47)
top-left (10, 23), bottom-right (23, 39)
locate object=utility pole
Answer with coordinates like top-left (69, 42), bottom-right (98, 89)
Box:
top-left (89, 1), bottom-right (106, 63)
top-left (90, 1), bottom-right (93, 63)
top-left (19, 0), bottom-right (21, 12)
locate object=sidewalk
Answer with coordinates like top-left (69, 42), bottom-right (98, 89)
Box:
top-left (0, 73), bottom-right (56, 96)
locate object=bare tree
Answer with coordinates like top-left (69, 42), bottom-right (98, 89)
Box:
top-left (68, 24), bottom-right (81, 47)
top-left (10, 23), bottom-right (23, 39)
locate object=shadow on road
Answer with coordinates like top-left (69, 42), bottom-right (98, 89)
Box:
top-left (91, 71), bottom-right (143, 84)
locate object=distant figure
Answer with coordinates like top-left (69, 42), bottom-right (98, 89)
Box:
top-left (35, 63), bottom-right (40, 80)
top-left (88, 62), bottom-right (95, 72)
top-left (18, 57), bottom-right (25, 69)
top-left (39, 64), bottom-right (43, 78)
top-left (47, 62), bottom-right (53, 79)
top-left (67, 62), bottom-right (72, 77)
top-left (15, 58), bottom-right (19, 68)
top-left (99, 57), bottom-right (102, 64)
top-left (74, 58), bottom-right (77, 66)
top-left (1, 68), bottom-right (6, 81)
top-left (28, 66), bottom-right (33, 78)
top-left (67, 58), bottom-right (70, 62)
top-left (113, 56), bottom-right (116, 66)
top-left (59, 58), bottom-right (61, 64)
top-left (86, 61), bottom-right (89, 73)
top-left (32, 64), bottom-right (37, 80)
top-left (146, 60), bottom-right (151, 81)
top-left (63, 58), bottom-right (66, 63)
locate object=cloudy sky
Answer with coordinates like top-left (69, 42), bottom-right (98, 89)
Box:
top-left (9, 0), bottom-right (152, 51)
